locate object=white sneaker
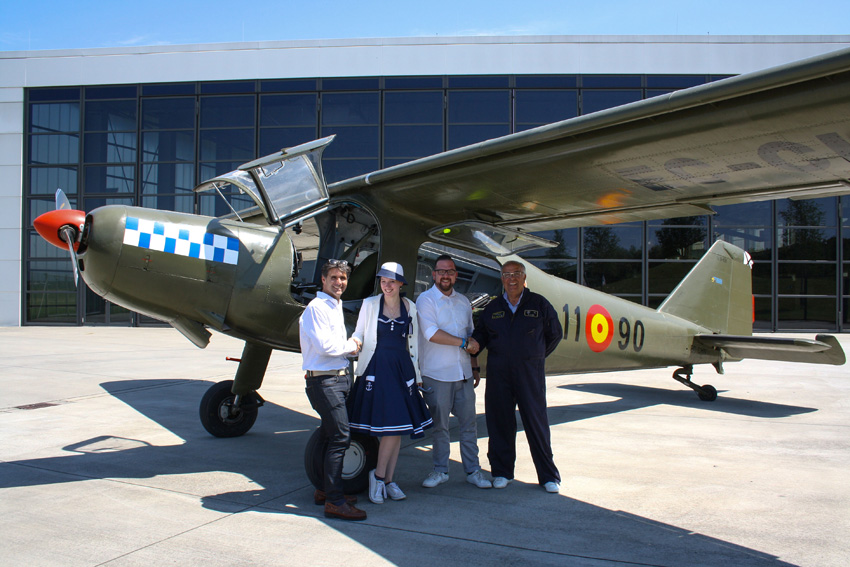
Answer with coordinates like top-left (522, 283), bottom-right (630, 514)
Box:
top-left (492, 476), bottom-right (512, 489)
top-left (543, 481), bottom-right (560, 494)
top-left (466, 469), bottom-right (493, 489)
top-left (421, 471), bottom-right (449, 488)
top-left (369, 470), bottom-right (386, 504)
top-left (385, 482), bottom-right (406, 500)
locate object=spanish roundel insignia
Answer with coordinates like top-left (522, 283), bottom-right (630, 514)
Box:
top-left (585, 304), bottom-right (614, 353)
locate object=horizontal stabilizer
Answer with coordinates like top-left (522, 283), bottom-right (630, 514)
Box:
top-left (693, 334), bottom-right (846, 366)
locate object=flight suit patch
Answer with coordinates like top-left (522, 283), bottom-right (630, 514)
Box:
top-left (524, 309), bottom-right (539, 318)
top-left (492, 311), bottom-right (505, 319)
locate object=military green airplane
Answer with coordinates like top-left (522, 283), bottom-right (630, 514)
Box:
top-left (34, 46), bottom-right (850, 493)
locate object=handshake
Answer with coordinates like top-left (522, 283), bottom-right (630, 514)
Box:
top-left (461, 336), bottom-right (480, 356)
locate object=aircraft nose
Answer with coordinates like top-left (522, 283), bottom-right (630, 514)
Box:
top-left (33, 209), bottom-right (86, 250)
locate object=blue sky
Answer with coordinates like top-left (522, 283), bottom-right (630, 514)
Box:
top-left (1, 0), bottom-right (848, 52)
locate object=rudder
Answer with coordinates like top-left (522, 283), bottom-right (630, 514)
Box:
top-left (657, 240), bottom-right (753, 335)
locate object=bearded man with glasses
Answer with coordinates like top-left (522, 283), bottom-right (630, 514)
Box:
top-left (416, 254), bottom-right (493, 490)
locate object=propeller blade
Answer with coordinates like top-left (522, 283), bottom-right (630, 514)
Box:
top-left (33, 191), bottom-right (86, 288)
top-left (59, 225), bottom-right (80, 287)
top-left (56, 188), bottom-right (72, 211)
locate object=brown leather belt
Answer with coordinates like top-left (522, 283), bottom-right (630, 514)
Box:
top-left (305, 369), bottom-right (348, 378)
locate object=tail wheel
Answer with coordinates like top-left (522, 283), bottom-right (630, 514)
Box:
top-left (304, 427), bottom-right (378, 494)
top-left (698, 384), bottom-right (718, 402)
top-left (199, 380), bottom-right (259, 437)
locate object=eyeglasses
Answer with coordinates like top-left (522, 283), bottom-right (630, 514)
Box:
top-left (501, 271), bottom-right (525, 279)
top-left (434, 269), bottom-right (457, 276)
top-left (326, 259), bottom-right (349, 269)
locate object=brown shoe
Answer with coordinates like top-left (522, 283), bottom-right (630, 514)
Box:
top-left (314, 489), bottom-right (357, 505)
top-left (324, 501), bottom-right (367, 521)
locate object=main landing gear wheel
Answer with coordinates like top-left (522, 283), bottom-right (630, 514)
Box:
top-left (304, 427), bottom-right (378, 494)
top-left (671, 366), bottom-right (718, 402)
top-left (199, 380), bottom-right (263, 437)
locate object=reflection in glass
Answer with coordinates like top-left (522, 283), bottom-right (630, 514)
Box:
top-left (385, 91), bottom-right (443, 123)
top-left (84, 100), bottom-right (136, 131)
top-left (448, 91), bottom-right (510, 123)
top-left (754, 296), bottom-right (771, 330)
top-left (581, 90), bottom-right (641, 114)
top-left (27, 291), bottom-right (77, 323)
top-left (142, 195), bottom-right (195, 213)
top-left (648, 262), bottom-right (695, 295)
top-left (320, 125), bottom-right (379, 158)
top-left (777, 227), bottom-right (835, 260)
top-left (142, 98), bottom-right (195, 129)
top-left (528, 259), bottom-right (577, 282)
top-left (752, 262), bottom-right (772, 295)
top-left (260, 127), bottom-right (318, 155)
top-left (777, 197), bottom-right (834, 227)
top-left (29, 231), bottom-right (69, 259)
top-left (778, 263), bottom-right (836, 295)
top-left (321, 92), bottom-right (379, 125)
top-left (200, 96), bottom-right (256, 128)
top-left (30, 134), bottom-right (80, 164)
top-left (648, 221), bottom-right (707, 260)
top-left (30, 166), bottom-right (77, 195)
top-left (84, 132), bottom-right (137, 163)
top-left (142, 163), bottom-right (195, 194)
top-left (583, 261), bottom-right (641, 294)
top-left (198, 192), bottom-right (256, 217)
top-left (30, 103), bottom-right (80, 133)
top-left (713, 202), bottom-right (771, 226)
top-left (199, 129), bottom-right (254, 162)
top-left (515, 90), bottom-right (578, 128)
top-left (714, 228), bottom-right (771, 259)
top-left (583, 224), bottom-right (642, 259)
top-left (448, 124), bottom-right (511, 150)
top-left (261, 93), bottom-right (318, 126)
top-left (85, 165), bottom-right (134, 193)
top-left (777, 297), bottom-right (836, 329)
top-left (523, 229), bottom-right (578, 259)
top-left (142, 130), bottom-right (195, 162)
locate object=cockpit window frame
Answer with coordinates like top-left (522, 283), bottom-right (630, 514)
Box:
top-left (194, 136), bottom-right (335, 225)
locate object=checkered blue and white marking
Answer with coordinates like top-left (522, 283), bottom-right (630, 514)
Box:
top-left (123, 216), bottom-right (239, 265)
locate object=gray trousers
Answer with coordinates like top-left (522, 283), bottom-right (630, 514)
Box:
top-left (421, 375), bottom-right (480, 474)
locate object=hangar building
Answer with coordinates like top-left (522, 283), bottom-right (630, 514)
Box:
top-left (2, 35), bottom-right (850, 330)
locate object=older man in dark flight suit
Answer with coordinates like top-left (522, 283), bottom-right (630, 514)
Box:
top-left (472, 260), bottom-right (563, 493)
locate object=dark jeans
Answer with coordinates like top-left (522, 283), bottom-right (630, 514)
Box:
top-left (305, 372), bottom-right (352, 503)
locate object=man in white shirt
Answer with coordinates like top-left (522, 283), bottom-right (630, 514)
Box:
top-left (416, 254), bottom-right (492, 489)
top-left (300, 259), bottom-right (366, 521)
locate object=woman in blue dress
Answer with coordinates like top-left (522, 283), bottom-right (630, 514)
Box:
top-left (349, 261), bottom-right (433, 504)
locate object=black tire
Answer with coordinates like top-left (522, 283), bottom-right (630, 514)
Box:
top-left (304, 427), bottom-right (378, 494)
top-left (199, 380), bottom-right (259, 437)
top-left (698, 384), bottom-right (718, 402)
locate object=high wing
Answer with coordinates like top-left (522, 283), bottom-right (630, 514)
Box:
top-left (332, 47), bottom-right (850, 231)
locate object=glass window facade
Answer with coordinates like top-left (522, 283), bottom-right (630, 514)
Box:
top-left (22, 75), bottom-right (849, 330)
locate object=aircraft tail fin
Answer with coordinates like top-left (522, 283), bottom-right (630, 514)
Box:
top-left (658, 240), bottom-right (753, 335)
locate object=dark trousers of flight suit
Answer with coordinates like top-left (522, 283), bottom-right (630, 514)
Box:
top-left (473, 291), bottom-right (562, 485)
top-left (485, 362), bottom-right (559, 484)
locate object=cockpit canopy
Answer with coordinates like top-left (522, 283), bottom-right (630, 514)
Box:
top-left (194, 136), bottom-right (334, 225)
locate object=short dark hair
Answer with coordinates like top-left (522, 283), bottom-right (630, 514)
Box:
top-left (321, 259), bottom-right (351, 277)
top-left (434, 254), bottom-right (455, 268)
